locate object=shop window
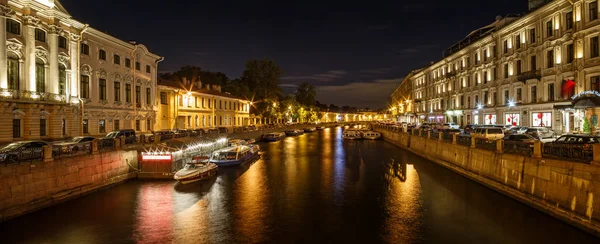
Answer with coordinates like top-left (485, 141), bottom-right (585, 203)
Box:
top-left (484, 114), bottom-right (496, 125)
top-left (505, 113), bottom-right (520, 126)
top-left (532, 112), bottom-right (552, 127)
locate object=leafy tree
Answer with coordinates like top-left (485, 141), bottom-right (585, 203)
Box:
top-left (295, 82), bottom-right (317, 107)
top-left (241, 59), bottom-right (284, 116)
top-left (223, 78), bottom-right (251, 99)
top-left (584, 117), bottom-right (591, 133)
top-left (160, 66), bottom-right (229, 87)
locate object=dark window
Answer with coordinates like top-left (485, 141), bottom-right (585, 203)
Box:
top-left (135, 120), bottom-right (140, 131)
top-left (81, 75), bottom-right (89, 98)
top-left (81, 43), bottom-right (89, 55)
top-left (35, 28), bottom-right (46, 42)
top-left (58, 36), bottom-right (67, 49)
top-left (135, 62), bottom-right (141, 71)
top-left (114, 120), bottom-right (120, 130)
top-left (126, 84), bottom-right (131, 103)
top-left (592, 36), bottom-right (599, 58)
top-left (493, 92), bottom-right (497, 104)
top-left (62, 119), bottom-right (66, 135)
top-left (548, 83), bottom-right (555, 101)
top-left (460, 96), bottom-right (464, 107)
top-left (146, 88), bottom-right (151, 105)
top-left (135, 85), bottom-right (141, 104)
top-left (36, 62), bottom-right (45, 92)
top-left (99, 119), bottom-right (106, 133)
top-left (503, 40), bottom-right (508, 53)
top-left (592, 76), bottom-right (600, 92)
top-left (517, 88), bottom-right (522, 102)
top-left (530, 28), bottom-right (536, 43)
top-left (484, 49), bottom-right (488, 62)
top-left (6, 19), bottom-right (20, 35)
top-left (475, 95), bottom-right (479, 105)
top-left (13, 119), bottom-right (20, 138)
top-left (504, 63), bottom-right (509, 78)
top-left (484, 91), bottom-right (489, 104)
top-left (40, 119), bottom-right (46, 136)
top-left (99, 78), bottom-right (106, 100)
top-left (114, 81), bottom-right (121, 102)
top-left (516, 35), bottom-right (521, 49)
top-left (516, 60), bottom-right (522, 75)
top-left (114, 54), bottom-right (120, 65)
top-left (125, 58), bottom-right (131, 68)
top-left (531, 86), bottom-right (537, 103)
top-left (567, 43), bottom-right (574, 63)
top-left (146, 65), bottom-right (151, 73)
top-left (591, 1), bottom-right (598, 21)
top-left (504, 90), bottom-right (510, 104)
top-left (546, 20), bottom-right (553, 37)
top-left (99, 50), bottom-right (106, 60)
top-left (566, 11), bottom-right (573, 30)
top-left (8, 55), bottom-right (19, 90)
top-left (531, 55), bottom-right (537, 71)
top-left (483, 71), bottom-right (488, 84)
top-left (146, 119), bottom-right (151, 132)
top-left (59, 66), bottom-right (66, 95)
top-left (160, 92), bottom-right (167, 105)
top-left (83, 119), bottom-right (89, 134)
top-left (547, 50), bottom-right (554, 68)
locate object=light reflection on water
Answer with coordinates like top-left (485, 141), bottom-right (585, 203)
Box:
top-left (0, 126), bottom-right (598, 243)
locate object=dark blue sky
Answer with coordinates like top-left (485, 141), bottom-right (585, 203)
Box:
top-left (61, 0), bottom-right (528, 109)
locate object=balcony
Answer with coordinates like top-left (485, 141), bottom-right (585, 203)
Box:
top-left (516, 70), bottom-right (541, 82)
top-left (0, 89), bottom-right (67, 103)
top-left (444, 71), bottom-right (457, 79)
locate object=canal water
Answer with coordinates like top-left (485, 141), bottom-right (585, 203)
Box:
top-left (1, 127), bottom-right (598, 243)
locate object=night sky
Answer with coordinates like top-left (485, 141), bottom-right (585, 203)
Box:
top-left (60, 0), bottom-right (529, 109)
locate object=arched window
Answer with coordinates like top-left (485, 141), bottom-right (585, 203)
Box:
top-left (7, 53), bottom-right (19, 90)
top-left (36, 58), bottom-right (45, 92)
top-left (59, 64), bottom-right (66, 95)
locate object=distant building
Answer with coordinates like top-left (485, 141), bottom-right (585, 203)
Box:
top-left (394, 0), bottom-right (600, 134)
top-left (156, 78), bottom-right (251, 130)
top-left (0, 0), bottom-right (162, 142)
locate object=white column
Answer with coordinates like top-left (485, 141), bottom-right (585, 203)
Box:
top-left (24, 16), bottom-right (37, 92)
top-left (0, 11), bottom-right (7, 89)
top-left (69, 36), bottom-right (78, 97)
top-left (48, 25), bottom-right (59, 94)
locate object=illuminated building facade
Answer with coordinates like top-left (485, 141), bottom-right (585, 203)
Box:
top-left (404, 0), bottom-right (600, 134)
top-left (0, 0), bottom-right (162, 142)
top-left (156, 79), bottom-right (251, 130)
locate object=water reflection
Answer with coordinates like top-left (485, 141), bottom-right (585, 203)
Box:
top-left (0, 128), bottom-right (597, 243)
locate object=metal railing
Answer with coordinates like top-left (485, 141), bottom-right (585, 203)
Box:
top-left (475, 138), bottom-right (496, 151)
top-left (442, 132), bottom-right (454, 142)
top-left (503, 141), bottom-right (534, 156)
top-left (542, 143), bottom-right (593, 162)
top-left (52, 142), bottom-right (92, 158)
top-left (431, 131), bottom-right (441, 140)
top-left (99, 138), bottom-right (116, 151)
top-left (457, 136), bottom-right (471, 146)
top-left (0, 147), bottom-right (44, 164)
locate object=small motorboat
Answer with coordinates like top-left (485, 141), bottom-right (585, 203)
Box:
top-left (174, 156), bottom-right (218, 184)
top-left (303, 127), bottom-right (316, 132)
top-left (343, 131), bottom-right (362, 140)
top-left (246, 139), bottom-right (256, 144)
top-left (209, 145), bottom-right (260, 166)
top-left (362, 131), bottom-right (382, 140)
top-left (316, 126), bottom-right (325, 130)
top-left (263, 132), bottom-right (286, 142)
top-left (285, 129), bottom-right (304, 136)
top-left (228, 139), bottom-right (248, 146)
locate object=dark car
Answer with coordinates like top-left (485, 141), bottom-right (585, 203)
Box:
top-left (525, 127), bottom-right (555, 139)
top-left (207, 128), bottom-right (219, 134)
top-left (551, 134), bottom-right (600, 144)
top-left (53, 136), bottom-right (96, 152)
top-left (0, 141), bottom-right (48, 163)
top-left (503, 134), bottom-right (537, 143)
top-left (217, 127), bottom-right (229, 134)
top-left (544, 134), bottom-right (600, 159)
top-left (104, 129), bottom-right (136, 144)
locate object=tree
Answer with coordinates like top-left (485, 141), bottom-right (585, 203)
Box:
top-left (295, 82), bottom-right (317, 107)
top-left (584, 117), bottom-right (591, 134)
top-left (222, 78), bottom-right (251, 99)
top-left (241, 59), bottom-right (284, 116)
top-left (160, 66), bottom-right (229, 87)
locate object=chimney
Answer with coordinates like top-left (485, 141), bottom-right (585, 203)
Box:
top-left (128, 40), bottom-right (137, 45)
top-left (205, 84), bottom-right (210, 90)
top-left (528, 0), bottom-right (549, 11)
top-left (212, 85), bottom-right (221, 92)
top-left (196, 80), bottom-right (202, 89)
top-left (182, 77), bottom-right (188, 85)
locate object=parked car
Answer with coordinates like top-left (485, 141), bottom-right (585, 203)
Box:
top-left (53, 136), bottom-right (96, 152)
top-left (207, 128), bottom-right (219, 134)
top-left (525, 127), bottom-right (555, 139)
top-left (506, 126), bottom-right (527, 135)
top-left (0, 141), bottom-right (48, 163)
top-left (441, 122), bottom-right (460, 130)
top-left (551, 134), bottom-right (600, 145)
top-left (503, 134), bottom-right (537, 143)
top-left (463, 124), bottom-right (479, 134)
top-left (217, 127), bottom-right (229, 134)
top-left (544, 134), bottom-right (600, 159)
top-left (104, 129), bottom-right (136, 144)
top-left (471, 127), bottom-right (505, 140)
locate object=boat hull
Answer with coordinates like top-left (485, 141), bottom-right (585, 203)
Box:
top-left (175, 167), bottom-right (218, 184)
top-left (211, 152), bottom-right (260, 167)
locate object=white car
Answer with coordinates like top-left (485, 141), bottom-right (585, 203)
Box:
top-left (441, 122), bottom-right (460, 130)
top-left (471, 127), bottom-right (505, 140)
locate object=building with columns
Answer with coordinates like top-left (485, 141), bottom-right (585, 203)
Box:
top-left (401, 0), bottom-right (600, 135)
top-left (156, 79), bottom-right (251, 131)
top-left (0, 0), bottom-right (161, 143)
top-left (390, 71), bottom-right (416, 123)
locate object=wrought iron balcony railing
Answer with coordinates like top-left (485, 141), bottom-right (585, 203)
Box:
top-left (516, 70), bottom-right (541, 82)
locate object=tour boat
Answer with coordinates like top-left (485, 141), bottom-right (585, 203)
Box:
top-left (343, 131), bottom-right (362, 140)
top-left (228, 139), bottom-right (248, 146)
top-left (285, 129), bottom-right (304, 136)
top-left (173, 156), bottom-right (218, 184)
top-left (209, 145), bottom-right (260, 166)
top-left (303, 127), bottom-right (317, 132)
top-left (263, 132), bottom-right (286, 142)
top-left (362, 131), bottom-right (382, 140)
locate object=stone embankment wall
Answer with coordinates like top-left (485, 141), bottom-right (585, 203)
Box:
top-left (377, 128), bottom-right (600, 237)
top-left (228, 122), bottom-right (344, 141)
top-left (0, 150), bottom-right (138, 222)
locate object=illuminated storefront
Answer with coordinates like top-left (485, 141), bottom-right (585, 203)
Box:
top-left (484, 114), bottom-right (496, 125)
top-left (532, 112), bottom-right (552, 127)
top-left (505, 113), bottom-right (520, 126)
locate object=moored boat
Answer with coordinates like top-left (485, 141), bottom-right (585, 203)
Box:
top-left (362, 131), bottom-right (382, 140)
top-left (316, 126), bottom-right (325, 130)
top-left (285, 129), bottom-right (304, 136)
top-left (343, 131), bottom-right (362, 140)
top-left (228, 139), bottom-right (248, 146)
top-left (209, 145), bottom-right (260, 166)
top-left (263, 132), bottom-right (286, 142)
top-left (303, 127), bottom-right (316, 132)
top-left (173, 156), bottom-right (218, 184)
